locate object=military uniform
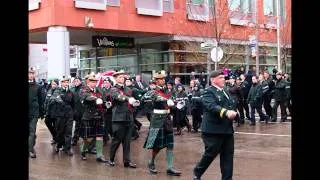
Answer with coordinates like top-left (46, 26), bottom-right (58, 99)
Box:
top-left (271, 75), bottom-right (287, 122)
top-left (107, 71), bottom-right (138, 168)
top-left (28, 72), bottom-right (45, 158)
top-left (101, 81), bottom-right (113, 143)
top-left (194, 70), bottom-right (236, 180)
top-left (52, 81), bottom-right (75, 155)
top-left (190, 84), bottom-right (203, 132)
top-left (261, 77), bottom-right (275, 118)
top-left (70, 78), bottom-right (84, 145)
top-left (238, 79), bottom-right (251, 121)
top-left (79, 75), bottom-right (107, 162)
top-left (44, 82), bottom-right (59, 144)
top-left (247, 82), bottom-right (269, 125)
top-left (173, 86), bottom-right (190, 135)
top-left (141, 71), bottom-right (181, 176)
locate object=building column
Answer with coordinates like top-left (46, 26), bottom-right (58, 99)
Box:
top-left (47, 26), bottom-right (70, 78)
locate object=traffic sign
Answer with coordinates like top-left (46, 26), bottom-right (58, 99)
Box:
top-left (210, 47), bottom-right (223, 62)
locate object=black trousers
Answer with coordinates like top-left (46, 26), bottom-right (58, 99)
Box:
top-left (191, 108), bottom-right (202, 131)
top-left (237, 99), bottom-right (250, 120)
top-left (194, 133), bottom-right (234, 180)
top-left (56, 117), bottom-right (73, 150)
top-left (263, 94), bottom-right (273, 117)
top-left (44, 117), bottom-right (57, 141)
top-left (250, 104), bottom-right (268, 123)
top-left (104, 113), bottom-right (113, 139)
top-left (272, 100), bottom-right (287, 121)
top-left (109, 122), bottom-right (134, 163)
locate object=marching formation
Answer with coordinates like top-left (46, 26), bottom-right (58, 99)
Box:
top-left (28, 67), bottom-right (291, 179)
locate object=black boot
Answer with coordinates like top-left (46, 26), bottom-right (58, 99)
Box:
top-left (166, 168), bottom-right (181, 176)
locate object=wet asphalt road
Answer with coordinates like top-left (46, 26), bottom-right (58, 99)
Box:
top-left (29, 116), bottom-right (291, 180)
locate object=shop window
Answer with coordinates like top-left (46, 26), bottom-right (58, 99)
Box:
top-left (107, 0), bottom-right (120, 7)
top-left (186, 0), bottom-right (210, 22)
top-left (74, 0), bottom-right (107, 11)
top-left (29, 0), bottom-right (41, 11)
top-left (136, 0), bottom-right (163, 16)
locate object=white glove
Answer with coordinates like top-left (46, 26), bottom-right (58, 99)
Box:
top-left (167, 99), bottom-right (175, 107)
top-left (96, 98), bottom-right (103, 105)
top-left (128, 97), bottom-right (136, 105)
top-left (132, 100), bottom-right (140, 107)
top-left (226, 110), bottom-right (237, 120)
top-left (105, 101), bottom-right (112, 109)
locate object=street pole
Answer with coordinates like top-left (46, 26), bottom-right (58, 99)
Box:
top-left (276, 0), bottom-right (281, 72)
top-left (254, 0), bottom-right (259, 76)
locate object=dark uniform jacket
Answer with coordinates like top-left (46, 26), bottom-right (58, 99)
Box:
top-left (261, 78), bottom-right (275, 97)
top-left (29, 81), bottom-right (44, 118)
top-left (110, 84), bottom-right (134, 122)
top-left (225, 83), bottom-right (240, 109)
top-left (102, 87), bottom-right (113, 115)
top-left (44, 88), bottom-right (59, 118)
top-left (80, 86), bottom-right (104, 121)
top-left (239, 80), bottom-right (250, 100)
top-left (247, 83), bottom-right (263, 106)
top-left (71, 84), bottom-right (84, 120)
top-left (190, 89), bottom-right (202, 110)
top-left (285, 80), bottom-right (291, 100)
top-left (201, 86), bottom-right (235, 135)
top-left (273, 78), bottom-right (287, 102)
top-left (52, 87), bottom-right (75, 118)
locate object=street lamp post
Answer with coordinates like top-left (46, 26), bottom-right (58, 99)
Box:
top-left (276, 0), bottom-right (281, 72)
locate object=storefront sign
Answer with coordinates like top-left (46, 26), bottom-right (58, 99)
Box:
top-left (92, 36), bottom-right (134, 48)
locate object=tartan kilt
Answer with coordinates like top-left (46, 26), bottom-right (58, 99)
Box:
top-left (143, 125), bottom-right (174, 149)
top-left (79, 118), bottom-right (105, 138)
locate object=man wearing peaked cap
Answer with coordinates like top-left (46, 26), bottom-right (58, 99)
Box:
top-left (107, 69), bottom-right (139, 168)
top-left (140, 70), bottom-right (181, 176)
top-left (112, 70), bottom-right (125, 77)
top-left (193, 69), bottom-right (237, 180)
top-left (70, 75), bottom-right (84, 146)
top-left (28, 67), bottom-right (45, 158)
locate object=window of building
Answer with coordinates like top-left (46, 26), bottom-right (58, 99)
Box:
top-left (74, 0), bottom-right (107, 11)
top-left (264, 0), bottom-right (285, 18)
top-left (29, 0), bottom-right (41, 11)
top-left (136, 0), bottom-right (163, 16)
top-left (228, 0), bottom-right (254, 25)
top-left (107, 0), bottom-right (120, 7)
top-left (186, 0), bottom-right (210, 22)
top-left (163, 0), bottom-right (174, 13)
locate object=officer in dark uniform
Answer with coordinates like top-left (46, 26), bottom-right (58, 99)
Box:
top-left (190, 83), bottom-right (203, 132)
top-left (101, 77), bottom-right (114, 144)
top-left (262, 71), bottom-right (275, 119)
top-left (193, 70), bottom-right (237, 180)
top-left (247, 76), bottom-right (269, 125)
top-left (52, 76), bottom-right (75, 156)
top-left (28, 68), bottom-right (45, 158)
top-left (106, 70), bottom-right (139, 168)
top-left (124, 77), bottom-right (145, 140)
top-left (225, 75), bottom-right (242, 126)
top-left (143, 79), bottom-right (157, 121)
top-left (141, 71), bottom-right (181, 176)
top-left (79, 74), bottom-right (108, 162)
top-left (70, 76), bottom-right (84, 146)
top-left (238, 74), bottom-right (251, 122)
top-left (44, 78), bottom-right (59, 144)
top-left (271, 72), bottom-right (287, 122)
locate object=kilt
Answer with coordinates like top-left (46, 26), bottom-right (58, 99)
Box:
top-left (143, 126), bottom-right (174, 150)
top-left (80, 118), bottom-right (105, 138)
